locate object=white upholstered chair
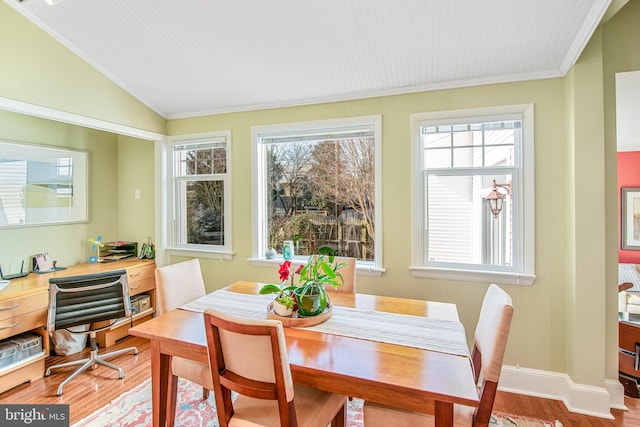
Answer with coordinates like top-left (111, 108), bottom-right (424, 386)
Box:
top-left (203, 308), bottom-right (348, 427)
top-left (363, 284), bottom-right (513, 427)
top-left (155, 259), bottom-right (212, 425)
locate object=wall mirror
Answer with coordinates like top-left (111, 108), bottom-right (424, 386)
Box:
top-left (0, 140), bottom-right (88, 228)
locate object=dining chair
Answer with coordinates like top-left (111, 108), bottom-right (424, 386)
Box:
top-left (363, 283), bottom-right (513, 427)
top-left (203, 308), bottom-right (348, 427)
top-left (46, 270), bottom-right (139, 396)
top-left (155, 258), bottom-right (212, 424)
top-left (325, 256), bottom-right (356, 293)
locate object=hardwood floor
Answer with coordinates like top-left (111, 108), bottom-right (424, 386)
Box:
top-left (0, 335), bottom-right (639, 426)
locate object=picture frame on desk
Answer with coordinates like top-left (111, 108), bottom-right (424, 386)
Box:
top-left (31, 253), bottom-right (66, 274)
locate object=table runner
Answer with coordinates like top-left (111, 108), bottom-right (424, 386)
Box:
top-left (180, 289), bottom-right (470, 358)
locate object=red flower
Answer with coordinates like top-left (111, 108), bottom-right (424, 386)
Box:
top-left (278, 261), bottom-right (292, 282)
top-left (295, 264), bottom-right (304, 274)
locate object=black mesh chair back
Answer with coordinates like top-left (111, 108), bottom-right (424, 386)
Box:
top-left (46, 269), bottom-right (138, 395)
top-left (48, 270), bottom-right (131, 331)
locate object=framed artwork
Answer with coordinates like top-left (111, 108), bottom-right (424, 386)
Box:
top-left (622, 187), bottom-right (640, 250)
top-left (0, 140), bottom-right (88, 228)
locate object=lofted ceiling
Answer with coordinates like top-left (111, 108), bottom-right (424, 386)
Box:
top-left (7, 0), bottom-right (612, 119)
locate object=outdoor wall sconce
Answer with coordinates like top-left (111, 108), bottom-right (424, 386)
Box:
top-left (487, 179), bottom-right (512, 218)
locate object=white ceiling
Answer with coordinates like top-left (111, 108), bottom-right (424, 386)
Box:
top-left (7, 0), bottom-right (612, 119)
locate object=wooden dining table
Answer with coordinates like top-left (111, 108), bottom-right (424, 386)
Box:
top-left (128, 281), bottom-right (479, 427)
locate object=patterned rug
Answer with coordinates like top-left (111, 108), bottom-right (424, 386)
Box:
top-left (72, 377), bottom-right (562, 426)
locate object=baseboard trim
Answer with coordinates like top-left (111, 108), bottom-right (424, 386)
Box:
top-left (606, 378), bottom-right (627, 410)
top-left (498, 365), bottom-right (616, 419)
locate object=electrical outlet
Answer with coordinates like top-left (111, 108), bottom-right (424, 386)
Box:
top-left (134, 189), bottom-right (141, 199)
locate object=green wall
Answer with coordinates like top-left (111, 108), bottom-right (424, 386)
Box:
top-left (168, 77), bottom-right (570, 374)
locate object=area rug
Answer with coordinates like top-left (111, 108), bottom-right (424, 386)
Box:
top-left (72, 377), bottom-right (562, 427)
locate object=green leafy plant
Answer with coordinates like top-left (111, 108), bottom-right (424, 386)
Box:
top-left (297, 247), bottom-right (347, 295)
top-left (259, 246), bottom-right (348, 316)
top-left (275, 293), bottom-right (296, 310)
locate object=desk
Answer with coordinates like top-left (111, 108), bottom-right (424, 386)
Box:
top-left (0, 258), bottom-right (155, 394)
top-left (130, 281), bottom-right (479, 427)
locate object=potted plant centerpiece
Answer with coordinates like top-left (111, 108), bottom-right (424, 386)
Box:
top-left (260, 247), bottom-right (348, 318)
top-left (295, 249), bottom-right (348, 316)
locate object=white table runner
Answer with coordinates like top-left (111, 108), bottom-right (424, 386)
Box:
top-left (180, 289), bottom-right (470, 358)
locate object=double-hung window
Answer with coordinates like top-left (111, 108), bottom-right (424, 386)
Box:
top-left (410, 105), bottom-right (535, 285)
top-left (251, 115), bottom-right (382, 273)
top-left (167, 131), bottom-right (232, 258)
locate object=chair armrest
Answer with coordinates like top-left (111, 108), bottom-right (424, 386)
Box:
top-left (620, 282), bottom-right (634, 293)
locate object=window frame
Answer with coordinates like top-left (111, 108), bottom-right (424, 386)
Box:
top-left (165, 131), bottom-right (233, 260)
top-left (410, 105), bottom-right (535, 285)
top-left (250, 115), bottom-right (384, 276)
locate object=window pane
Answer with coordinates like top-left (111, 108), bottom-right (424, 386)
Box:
top-left (424, 132), bottom-right (450, 149)
top-left (265, 137), bottom-right (375, 261)
top-left (426, 173), bottom-right (512, 266)
top-left (423, 120), bottom-right (517, 168)
top-left (452, 147), bottom-right (483, 168)
top-left (425, 147), bottom-right (451, 168)
top-left (184, 180), bottom-right (224, 245)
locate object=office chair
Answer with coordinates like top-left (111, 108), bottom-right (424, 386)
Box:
top-left (46, 269), bottom-right (139, 396)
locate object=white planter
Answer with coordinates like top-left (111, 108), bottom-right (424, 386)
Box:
top-left (274, 301), bottom-right (294, 317)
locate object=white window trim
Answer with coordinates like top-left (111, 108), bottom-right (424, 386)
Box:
top-left (409, 104), bottom-right (535, 286)
top-left (250, 115), bottom-right (384, 276)
top-left (165, 131), bottom-right (233, 260)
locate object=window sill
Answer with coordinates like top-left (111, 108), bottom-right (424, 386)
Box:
top-left (409, 266), bottom-right (535, 286)
top-left (248, 258), bottom-right (385, 277)
top-left (166, 247), bottom-right (234, 261)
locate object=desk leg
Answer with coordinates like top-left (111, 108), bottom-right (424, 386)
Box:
top-left (151, 340), bottom-right (171, 427)
top-left (435, 401), bottom-right (453, 427)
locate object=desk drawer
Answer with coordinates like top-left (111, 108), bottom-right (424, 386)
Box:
top-left (127, 264), bottom-right (154, 284)
top-left (0, 308), bottom-right (48, 341)
top-left (126, 265), bottom-right (154, 297)
top-left (0, 292), bottom-right (48, 322)
top-left (128, 276), bottom-right (154, 297)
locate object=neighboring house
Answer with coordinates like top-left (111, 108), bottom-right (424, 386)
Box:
top-left (1, 0), bottom-right (639, 419)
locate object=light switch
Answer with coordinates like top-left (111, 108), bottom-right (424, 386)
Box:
top-left (134, 189), bottom-right (141, 199)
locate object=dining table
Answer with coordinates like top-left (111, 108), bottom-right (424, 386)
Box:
top-left (128, 280), bottom-right (479, 427)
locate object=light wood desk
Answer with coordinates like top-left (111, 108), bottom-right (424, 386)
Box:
top-left (0, 258), bottom-right (156, 394)
top-left (129, 280), bottom-right (479, 427)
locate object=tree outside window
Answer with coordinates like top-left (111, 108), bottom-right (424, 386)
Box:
top-left (255, 117), bottom-right (380, 264)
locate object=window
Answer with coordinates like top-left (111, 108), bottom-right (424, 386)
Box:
top-left (251, 116), bottom-right (382, 273)
top-left (410, 105), bottom-right (535, 285)
top-left (167, 132), bottom-right (232, 257)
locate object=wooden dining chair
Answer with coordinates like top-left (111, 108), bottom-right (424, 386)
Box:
top-left (325, 256), bottom-right (356, 293)
top-left (155, 258), bottom-right (212, 425)
top-left (203, 308), bottom-right (348, 427)
top-left (363, 284), bottom-right (513, 427)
